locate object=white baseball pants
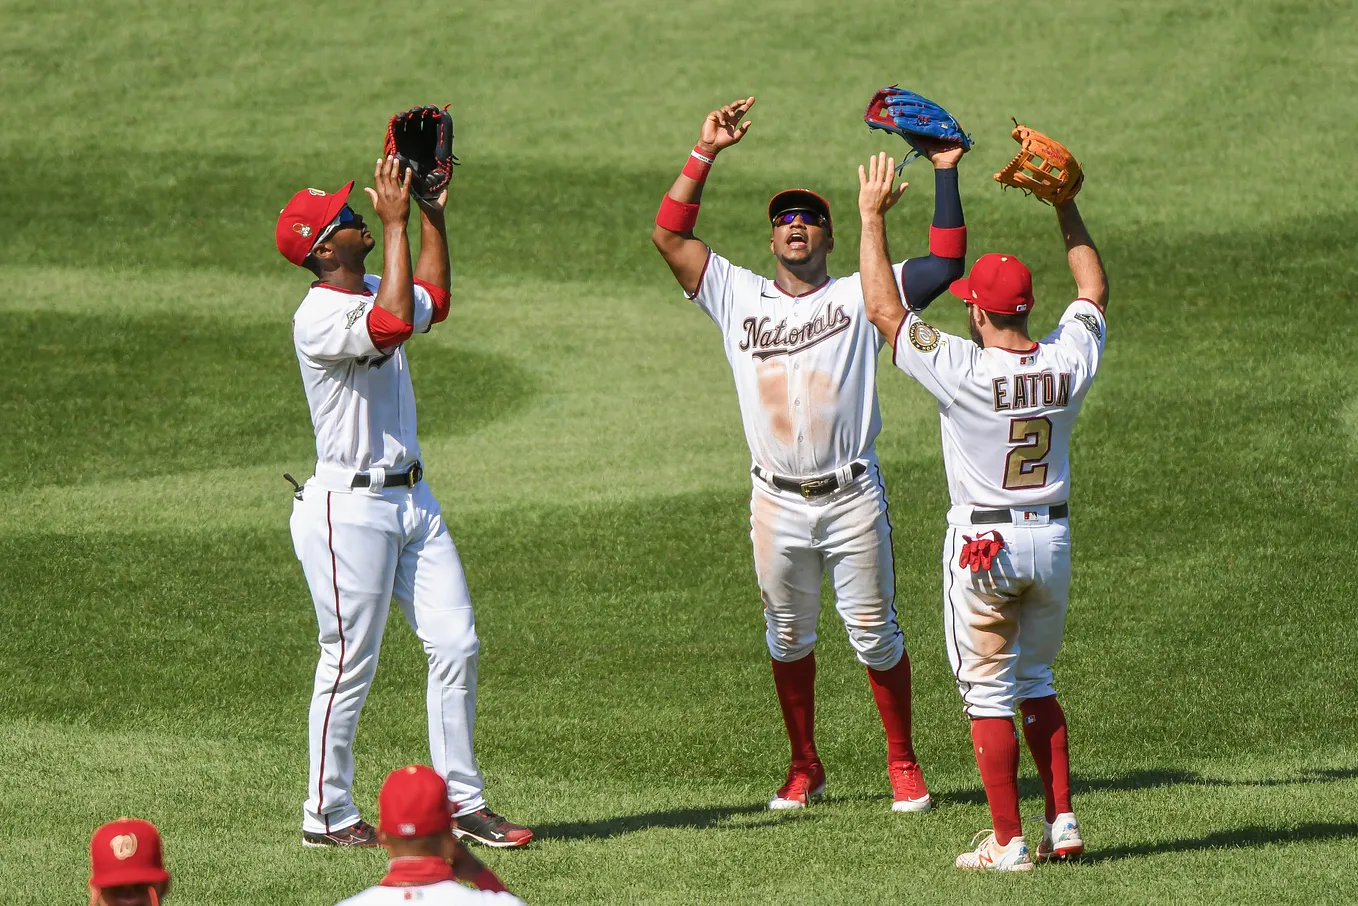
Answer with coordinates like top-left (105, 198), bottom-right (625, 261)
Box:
top-left (750, 464), bottom-right (905, 671)
top-left (941, 506), bottom-right (1072, 719)
top-left (291, 479), bottom-right (485, 835)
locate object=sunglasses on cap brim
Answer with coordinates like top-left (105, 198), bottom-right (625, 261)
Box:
top-left (771, 209), bottom-right (828, 228)
top-left (314, 205), bottom-right (358, 246)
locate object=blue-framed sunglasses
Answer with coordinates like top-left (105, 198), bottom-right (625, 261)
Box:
top-left (315, 204), bottom-right (358, 245)
top-left (771, 209), bottom-right (828, 228)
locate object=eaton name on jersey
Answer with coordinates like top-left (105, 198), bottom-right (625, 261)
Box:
top-left (737, 305), bottom-right (852, 360)
top-left (992, 371), bottom-right (1073, 412)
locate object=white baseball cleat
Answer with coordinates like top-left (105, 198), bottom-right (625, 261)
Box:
top-left (955, 829), bottom-right (1035, 871)
top-left (1037, 812), bottom-right (1084, 861)
top-left (887, 760), bottom-right (932, 812)
top-left (768, 760), bottom-right (826, 810)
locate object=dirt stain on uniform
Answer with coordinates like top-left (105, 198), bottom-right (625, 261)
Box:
top-left (757, 361), bottom-right (793, 445)
top-left (805, 368), bottom-right (839, 450)
top-left (966, 601), bottom-right (1018, 679)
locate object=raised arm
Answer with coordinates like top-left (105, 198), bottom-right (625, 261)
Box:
top-left (651, 97), bottom-right (755, 296)
top-left (858, 152), bottom-right (911, 344)
top-left (365, 155), bottom-right (415, 325)
top-left (414, 188), bottom-right (452, 327)
top-left (1055, 199), bottom-right (1108, 312)
top-left (898, 142), bottom-right (968, 311)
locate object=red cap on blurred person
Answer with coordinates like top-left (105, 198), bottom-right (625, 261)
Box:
top-left (89, 818), bottom-right (169, 890)
top-left (379, 765), bottom-right (453, 838)
top-left (275, 181), bottom-right (354, 266)
top-left (948, 252), bottom-right (1035, 314)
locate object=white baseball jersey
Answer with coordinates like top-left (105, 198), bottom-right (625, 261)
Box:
top-left (691, 251), bottom-right (908, 478)
top-left (293, 275), bottom-right (439, 474)
top-left (891, 299), bottom-right (1106, 508)
top-left (336, 882), bottom-right (525, 906)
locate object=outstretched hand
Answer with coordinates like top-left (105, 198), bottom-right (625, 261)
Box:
top-left (698, 97), bottom-right (755, 156)
top-left (365, 155), bottom-right (413, 226)
top-left (417, 187), bottom-right (449, 218)
top-left (858, 152), bottom-right (909, 219)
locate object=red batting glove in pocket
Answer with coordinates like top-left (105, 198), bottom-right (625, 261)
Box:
top-left (959, 532), bottom-right (1005, 573)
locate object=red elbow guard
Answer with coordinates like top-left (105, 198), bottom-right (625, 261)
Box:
top-left (657, 195), bottom-right (700, 233)
top-left (367, 305), bottom-right (414, 349)
top-left (930, 225), bottom-right (967, 258)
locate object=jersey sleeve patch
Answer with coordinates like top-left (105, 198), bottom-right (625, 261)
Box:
top-left (1073, 312), bottom-right (1103, 340)
top-left (908, 320), bottom-right (941, 352)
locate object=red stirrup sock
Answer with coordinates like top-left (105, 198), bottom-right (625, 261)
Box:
top-left (970, 717), bottom-right (1023, 845)
top-left (867, 654), bottom-right (917, 763)
top-left (1020, 695), bottom-right (1072, 822)
top-left (771, 653), bottom-right (818, 763)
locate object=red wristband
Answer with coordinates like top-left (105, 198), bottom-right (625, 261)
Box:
top-left (656, 195), bottom-right (700, 233)
top-left (929, 225), bottom-right (967, 259)
top-left (682, 145), bottom-right (715, 182)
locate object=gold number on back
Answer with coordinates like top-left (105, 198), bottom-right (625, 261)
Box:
top-left (1004, 416), bottom-right (1052, 490)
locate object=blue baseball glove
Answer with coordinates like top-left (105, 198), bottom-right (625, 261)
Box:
top-left (864, 86), bottom-right (972, 170)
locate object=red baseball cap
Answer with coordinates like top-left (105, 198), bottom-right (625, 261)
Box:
top-left (275, 181), bottom-right (355, 266)
top-left (89, 818), bottom-right (169, 890)
top-left (767, 188), bottom-right (832, 231)
top-left (948, 252), bottom-right (1035, 314)
top-left (379, 765), bottom-right (453, 838)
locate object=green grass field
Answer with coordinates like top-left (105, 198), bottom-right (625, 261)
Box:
top-left (3, 0), bottom-right (1357, 902)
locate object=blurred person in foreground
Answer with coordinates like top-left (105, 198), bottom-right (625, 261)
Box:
top-left (335, 764), bottom-right (527, 905)
top-left (88, 818), bottom-right (170, 906)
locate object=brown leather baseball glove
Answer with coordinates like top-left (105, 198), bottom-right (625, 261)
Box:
top-left (994, 120), bottom-right (1083, 205)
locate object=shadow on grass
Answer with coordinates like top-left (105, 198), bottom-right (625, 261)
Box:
top-left (535, 803), bottom-right (786, 841)
top-left (1082, 821), bottom-right (1358, 863)
top-left (931, 766), bottom-right (1358, 807)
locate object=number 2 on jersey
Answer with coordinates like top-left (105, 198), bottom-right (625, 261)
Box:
top-left (1004, 416), bottom-right (1052, 489)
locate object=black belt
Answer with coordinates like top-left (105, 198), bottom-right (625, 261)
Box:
top-left (753, 462), bottom-right (868, 499)
top-left (351, 462), bottom-right (423, 489)
top-left (970, 502), bottom-right (1068, 524)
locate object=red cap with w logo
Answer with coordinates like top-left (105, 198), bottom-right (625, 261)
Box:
top-left (89, 818), bottom-right (170, 889)
top-left (275, 181), bottom-right (354, 266)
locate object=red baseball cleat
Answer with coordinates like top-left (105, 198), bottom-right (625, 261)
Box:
top-left (888, 760), bottom-right (933, 812)
top-left (768, 760), bottom-right (826, 810)
top-left (453, 808), bottom-right (534, 848)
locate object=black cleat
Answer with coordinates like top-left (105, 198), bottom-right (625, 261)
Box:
top-left (303, 819), bottom-right (379, 848)
top-left (453, 808), bottom-right (534, 848)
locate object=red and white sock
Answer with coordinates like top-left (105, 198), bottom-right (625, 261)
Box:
top-left (867, 654), bottom-right (917, 763)
top-left (771, 653), bottom-right (818, 763)
top-left (970, 717), bottom-right (1023, 845)
top-left (1020, 695), bottom-right (1072, 822)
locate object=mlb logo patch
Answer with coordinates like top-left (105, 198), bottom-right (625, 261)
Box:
top-left (1019, 355), bottom-right (1034, 365)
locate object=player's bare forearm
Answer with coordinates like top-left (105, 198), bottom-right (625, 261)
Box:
top-left (1056, 201), bottom-right (1108, 312)
top-left (652, 97), bottom-right (754, 297)
top-left (414, 207), bottom-right (450, 292)
top-left (651, 167), bottom-right (713, 296)
top-left (858, 152), bottom-right (909, 341)
top-left (860, 214), bottom-right (907, 343)
top-left (375, 224), bottom-right (415, 323)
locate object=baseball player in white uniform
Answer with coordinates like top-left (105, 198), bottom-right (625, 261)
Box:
top-left (333, 765), bottom-right (526, 906)
top-left (857, 151), bottom-right (1109, 869)
top-left (274, 156), bottom-right (531, 849)
top-left (651, 98), bottom-right (970, 810)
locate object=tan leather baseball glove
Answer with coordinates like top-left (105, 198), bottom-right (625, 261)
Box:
top-left (994, 120), bottom-right (1083, 205)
